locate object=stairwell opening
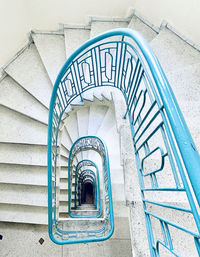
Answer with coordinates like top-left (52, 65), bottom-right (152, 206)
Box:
top-left (81, 182), bottom-right (94, 204)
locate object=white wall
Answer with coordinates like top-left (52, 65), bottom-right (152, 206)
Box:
top-left (0, 0), bottom-right (133, 68)
top-left (134, 0), bottom-right (200, 46)
top-left (1, 0), bottom-right (200, 68)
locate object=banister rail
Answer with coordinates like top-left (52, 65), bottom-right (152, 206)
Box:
top-left (48, 28), bottom-right (200, 255)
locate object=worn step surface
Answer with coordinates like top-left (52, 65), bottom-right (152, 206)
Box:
top-left (0, 76), bottom-right (49, 124)
top-left (64, 27), bottom-right (90, 58)
top-left (128, 15), bottom-right (157, 42)
top-left (150, 28), bottom-right (200, 73)
top-left (4, 43), bottom-right (52, 108)
top-left (32, 33), bottom-right (66, 84)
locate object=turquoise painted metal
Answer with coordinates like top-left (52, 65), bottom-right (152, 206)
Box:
top-left (48, 28), bottom-right (200, 254)
top-left (48, 134), bottom-right (113, 244)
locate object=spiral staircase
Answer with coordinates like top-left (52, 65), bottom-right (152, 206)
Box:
top-left (0, 10), bottom-right (200, 257)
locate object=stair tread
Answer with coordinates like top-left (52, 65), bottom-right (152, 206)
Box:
top-left (128, 16), bottom-right (157, 42)
top-left (0, 76), bottom-right (49, 124)
top-left (0, 143), bottom-right (47, 166)
top-left (5, 43), bottom-right (52, 108)
top-left (150, 28), bottom-right (200, 73)
top-left (0, 105), bottom-right (47, 145)
top-left (64, 28), bottom-right (90, 58)
top-left (32, 33), bottom-right (66, 84)
top-left (90, 20), bottom-right (128, 38)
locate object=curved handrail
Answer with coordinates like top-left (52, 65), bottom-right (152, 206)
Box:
top-left (48, 28), bottom-right (200, 254)
top-left (48, 135), bottom-right (114, 244)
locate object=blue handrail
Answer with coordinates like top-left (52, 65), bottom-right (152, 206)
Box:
top-left (48, 28), bottom-right (200, 254)
top-left (48, 135), bottom-right (114, 244)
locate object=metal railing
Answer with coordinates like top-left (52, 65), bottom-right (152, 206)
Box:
top-left (48, 28), bottom-right (200, 255)
top-left (48, 135), bottom-right (113, 244)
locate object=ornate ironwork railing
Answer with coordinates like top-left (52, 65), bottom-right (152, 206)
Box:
top-left (48, 135), bottom-right (113, 244)
top-left (48, 28), bottom-right (200, 255)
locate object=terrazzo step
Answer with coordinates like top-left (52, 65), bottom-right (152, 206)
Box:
top-left (88, 104), bottom-right (108, 135)
top-left (64, 112), bottom-right (79, 142)
top-left (61, 127), bottom-right (73, 151)
top-left (150, 27), bottom-right (200, 74)
top-left (0, 105), bottom-right (47, 145)
top-left (128, 15), bottom-right (157, 42)
top-left (70, 209), bottom-right (99, 216)
top-left (0, 143), bottom-right (47, 166)
top-left (32, 32), bottom-right (66, 84)
top-left (4, 43), bottom-right (52, 108)
top-left (0, 164), bottom-right (47, 186)
top-left (60, 145), bottom-right (69, 158)
top-left (64, 27), bottom-right (90, 58)
top-left (0, 76), bottom-right (49, 125)
top-left (77, 107), bottom-right (89, 137)
top-left (90, 19), bottom-right (128, 38)
top-left (76, 204), bottom-right (96, 210)
top-left (0, 183), bottom-right (48, 207)
top-left (0, 204), bottom-right (48, 224)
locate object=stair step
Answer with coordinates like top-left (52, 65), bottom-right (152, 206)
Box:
top-left (60, 144), bottom-right (69, 158)
top-left (0, 76), bottom-right (49, 125)
top-left (0, 105), bottom-right (47, 145)
top-left (150, 28), bottom-right (200, 73)
top-left (0, 143), bottom-right (47, 166)
top-left (64, 112), bottom-right (79, 142)
top-left (0, 203), bottom-right (48, 224)
top-left (90, 20), bottom-right (128, 38)
top-left (128, 15), bottom-right (157, 42)
top-left (61, 127), bottom-right (73, 151)
top-left (0, 183), bottom-right (48, 207)
top-left (64, 27), bottom-right (90, 58)
top-left (168, 63), bottom-right (200, 101)
top-left (5, 43), bottom-right (52, 108)
top-left (88, 105), bottom-right (108, 134)
top-left (32, 33), bottom-right (66, 84)
top-left (77, 107), bottom-right (89, 137)
top-left (0, 164), bottom-right (47, 186)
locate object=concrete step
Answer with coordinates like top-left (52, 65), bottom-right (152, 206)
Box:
top-left (64, 112), bottom-right (79, 142)
top-left (0, 76), bottom-right (49, 125)
top-left (150, 28), bottom-right (200, 74)
top-left (0, 105), bottom-right (47, 145)
top-left (70, 209), bottom-right (99, 216)
top-left (0, 183), bottom-right (48, 207)
top-left (90, 19), bottom-right (128, 38)
top-left (0, 204), bottom-right (48, 224)
top-left (61, 127), bottom-right (73, 151)
top-left (60, 144), bottom-right (69, 158)
top-left (32, 33), bottom-right (66, 84)
top-left (77, 204), bottom-right (96, 210)
top-left (0, 164), bottom-right (47, 186)
top-left (168, 63), bottom-right (200, 101)
top-left (77, 106), bottom-right (89, 137)
top-left (59, 203), bottom-right (69, 213)
top-left (128, 15), bottom-right (157, 42)
top-left (0, 143), bottom-right (47, 166)
top-left (4, 43), bottom-right (52, 108)
top-left (88, 104), bottom-right (108, 135)
top-left (64, 27), bottom-right (90, 58)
